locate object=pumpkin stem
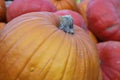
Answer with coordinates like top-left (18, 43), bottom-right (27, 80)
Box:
top-left (58, 15), bottom-right (74, 34)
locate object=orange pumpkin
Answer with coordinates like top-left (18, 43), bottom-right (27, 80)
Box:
top-left (0, 0), bottom-right (6, 21)
top-left (50, 0), bottom-right (78, 11)
top-left (0, 12), bottom-right (101, 80)
top-left (77, 0), bottom-right (90, 25)
top-left (0, 22), bottom-right (5, 30)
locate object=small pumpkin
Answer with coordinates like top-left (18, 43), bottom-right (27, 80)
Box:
top-left (87, 0), bottom-right (120, 41)
top-left (97, 41), bottom-right (120, 80)
top-left (0, 0), bottom-right (6, 21)
top-left (0, 12), bottom-right (101, 80)
top-left (6, 0), bottom-right (57, 21)
top-left (50, 0), bottom-right (78, 11)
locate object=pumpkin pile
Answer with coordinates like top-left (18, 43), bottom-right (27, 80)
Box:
top-left (0, 0), bottom-right (120, 80)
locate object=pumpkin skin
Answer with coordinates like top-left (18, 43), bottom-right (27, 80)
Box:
top-left (0, 12), bottom-right (101, 80)
top-left (50, 0), bottom-right (78, 11)
top-left (6, 0), bottom-right (57, 21)
top-left (0, 22), bottom-right (5, 30)
top-left (87, 0), bottom-right (120, 41)
top-left (77, 0), bottom-right (90, 25)
top-left (0, 0), bottom-right (6, 21)
top-left (88, 31), bottom-right (98, 44)
top-left (97, 41), bottom-right (120, 80)
top-left (54, 10), bottom-right (87, 30)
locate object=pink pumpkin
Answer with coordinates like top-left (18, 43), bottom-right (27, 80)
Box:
top-left (97, 41), bottom-right (120, 80)
top-left (6, 0), bottom-right (57, 21)
top-left (87, 0), bottom-right (120, 41)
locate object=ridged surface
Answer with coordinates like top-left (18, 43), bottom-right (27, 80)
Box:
top-left (87, 0), bottom-right (120, 41)
top-left (0, 12), bottom-right (100, 80)
top-left (97, 41), bottom-right (120, 80)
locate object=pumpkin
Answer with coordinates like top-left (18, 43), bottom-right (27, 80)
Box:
top-left (0, 12), bottom-right (101, 80)
top-left (77, 0), bottom-right (90, 25)
top-left (0, 0), bottom-right (6, 21)
top-left (87, 0), bottom-right (120, 41)
top-left (50, 0), bottom-right (78, 11)
top-left (0, 22), bottom-right (5, 30)
top-left (6, 0), bottom-right (57, 21)
top-left (97, 41), bottom-right (120, 80)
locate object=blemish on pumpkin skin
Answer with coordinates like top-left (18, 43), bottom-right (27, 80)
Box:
top-left (105, 24), bottom-right (118, 32)
top-left (116, 61), bottom-right (120, 64)
top-left (30, 67), bottom-right (35, 72)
